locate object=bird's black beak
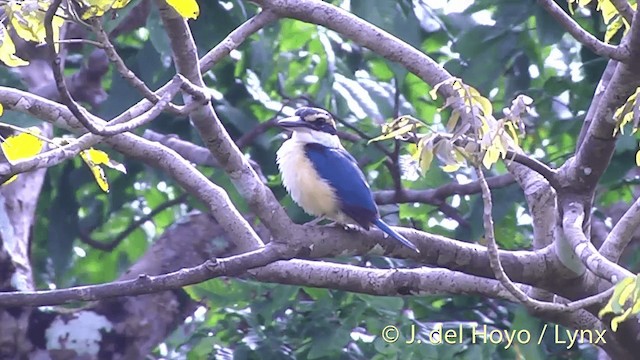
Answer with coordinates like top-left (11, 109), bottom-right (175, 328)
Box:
top-left (277, 116), bottom-right (312, 130)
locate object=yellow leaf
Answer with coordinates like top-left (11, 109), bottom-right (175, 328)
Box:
top-left (166, 0), bottom-right (200, 19)
top-left (0, 128), bottom-right (43, 186)
top-left (79, 148), bottom-right (126, 191)
top-left (417, 137), bottom-right (435, 173)
top-left (445, 110), bottom-right (461, 132)
top-left (482, 147), bottom-right (500, 169)
top-left (80, 0), bottom-right (133, 19)
top-left (614, 88), bottom-right (640, 135)
top-left (600, 277), bottom-right (635, 318)
top-left (369, 116), bottom-right (424, 143)
top-left (505, 121), bottom-right (519, 148)
top-left (611, 307), bottom-right (632, 332)
top-left (90, 163), bottom-right (109, 192)
top-left (80, 149), bottom-right (110, 192)
top-left (429, 78), bottom-right (457, 100)
top-left (618, 279), bottom-right (636, 306)
top-left (1, 129), bottom-right (44, 162)
top-left (0, 23), bottom-right (29, 67)
top-left (599, 299), bottom-right (614, 319)
top-left (442, 163), bottom-right (462, 173)
top-left (7, 1), bottom-right (65, 49)
top-left (473, 95), bottom-right (493, 116)
top-left (605, 17), bottom-right (624, 44)
top-left (0, 103), bottom-right (3, 116)
top-left (598, 0), bottom-right (618, 24)
top-left (85, 148), bottom-right (110, 165)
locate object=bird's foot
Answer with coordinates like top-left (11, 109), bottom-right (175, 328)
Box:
top-left (304, 216), bottom-right (329, 227)
top-left (330, 222), bottom-right (358, 232)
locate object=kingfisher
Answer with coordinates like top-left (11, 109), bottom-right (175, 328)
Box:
top-left (276, 106), bottom-right (420, 253)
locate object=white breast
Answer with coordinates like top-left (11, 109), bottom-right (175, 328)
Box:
top-left (277, 139), bottom-right (341, 219)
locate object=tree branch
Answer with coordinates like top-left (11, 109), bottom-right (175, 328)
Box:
top-left (0, 78), bottom-right (182, 182)
top-left (537, 0), bottom-right (629, 61)
top-left (0, 87), bottom-right (264, 251)
top-left (79, 194), bottom-right (188, 251)
top-left (599, 196), bottom-right (640, 262)
top-left (610, 0), bottom-right (634, 24)
top-left (90, 17), bottom-right (186, 114)
top-left (156, 0), bottom-right (292, 246)
top-left (565, 9), bottom-right (640, 193)
top-left (0, 243), bottom-right (289, 307)
top-left (374, 174), bottom-right (514, 205)
top-left (477, 166), bottom-right (614, 314)
top-left (562, 202), bottom-right (633, 282)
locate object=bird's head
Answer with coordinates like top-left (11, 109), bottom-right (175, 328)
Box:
top-left (278, 107), bottom-right (340, 147)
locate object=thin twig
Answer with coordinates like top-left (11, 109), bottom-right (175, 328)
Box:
top-left (0, 79), bottom-right (185, 183)
top-left (477, 166), bottom-right (612, 313)
top-left (91, 17), bottom-right (184, 114)
top-left (45, 0), bottom-right (106, 135)
top-left (537, 0), bottom-right (629, 62)
top-left (79, 194), bottom-right (188, 251)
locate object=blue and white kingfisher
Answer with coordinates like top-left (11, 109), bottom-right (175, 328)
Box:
top-left (276, 106), bottom-right (420, 253)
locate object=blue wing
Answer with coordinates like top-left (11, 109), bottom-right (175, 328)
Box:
top-left (304, 143), bottom-right (378, 228)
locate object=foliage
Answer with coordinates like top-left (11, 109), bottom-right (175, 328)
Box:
top-left (1, 0), bottom-right (638, 358)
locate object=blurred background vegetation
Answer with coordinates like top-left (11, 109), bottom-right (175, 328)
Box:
top-left (2, 0), bottom-right (630, 358)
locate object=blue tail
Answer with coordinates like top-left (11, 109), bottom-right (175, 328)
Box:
top-left (373, 218), bottom-right (420, 253)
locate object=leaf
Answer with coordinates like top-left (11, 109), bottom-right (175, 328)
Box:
top-left (599, 276), bottom-right (636, 326)
top-left (79, 148), bottom-right (125, 192)
top-left (605, 17), bottom-right (624, 43)
top-left (80, 0), bottom-right (132, 19)
top-left (1, 127), bottom-right (44, 162)
top-left (636, 149), bottom-right (640, 167)
top-left (369, 115), bottom-right (424, 143)
top-left (598, 0), bottom-right (619, 24)
top-left (505, 121), bottom-right (520, 148)
top-left (611, 307), bottom-right (632, 331)
top-left (416, 135), bottom-right (435, 173)
top-left (445, 110), bottom-right (461, 132)
top-left (166, 0), bottom-right (200, 19)
top-left (6, 1), bottom-right (65, 50)
top-left (614, 88), bottom-right (640, 135)
top-left (0, 23), bottom-right (28, 67)
top-left (429, 77), bottom-right (456, 100)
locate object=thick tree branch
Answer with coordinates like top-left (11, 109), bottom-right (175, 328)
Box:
top-left (0, 243), bottom-right (289, 307)
top-left (0, 87), bottom-right (264, 251)
top-left (477, 166), bottom-right (616, 319)
top-left (562, 202), bottom-right (633, 282)
top-left (576, 60), bottom-right (618, 149)
top-left (565, 9), bottom-right (640, 193)
top-left (0, 78), bottom-right (182, 182)
top-left (156, 0), bottom-right (292, 245)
